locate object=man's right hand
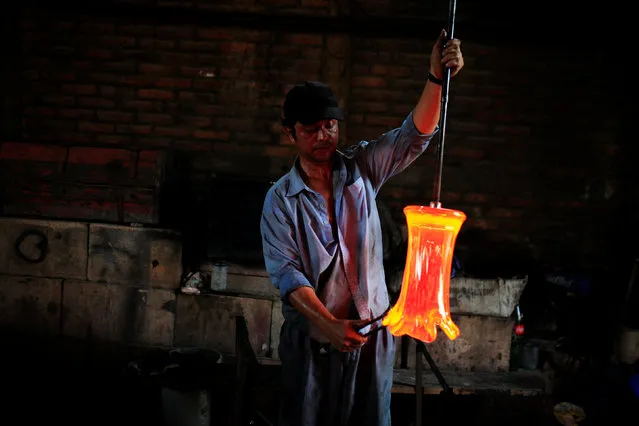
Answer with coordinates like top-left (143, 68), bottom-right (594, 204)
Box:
top-left (323, 319), bottom-right (369, 352)
top-left (288, 286), bottom-right (369, 352)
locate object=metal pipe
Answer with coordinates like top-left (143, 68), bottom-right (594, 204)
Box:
top-left (415, 341), bottom-right (423, 426)
top-left (431, 0), bottom-right (458, 208)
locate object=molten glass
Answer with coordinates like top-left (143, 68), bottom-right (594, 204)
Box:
top-left (382, 205), bottom-right (466, 343)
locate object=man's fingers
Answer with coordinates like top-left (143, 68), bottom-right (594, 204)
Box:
top-left (347, 333), bottom-right (367, 346)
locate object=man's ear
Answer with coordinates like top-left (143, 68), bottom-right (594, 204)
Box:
top-left (283, 125), bottom-right (296, 144)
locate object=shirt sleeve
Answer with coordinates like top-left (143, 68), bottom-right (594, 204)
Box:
top-left (260, 189), bottom-right (314, 301)
top-left (354, 110), bottom-right (438, 193)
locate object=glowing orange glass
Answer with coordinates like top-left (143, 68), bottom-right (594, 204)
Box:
top-left (382, 205), bottom-right (466, 343)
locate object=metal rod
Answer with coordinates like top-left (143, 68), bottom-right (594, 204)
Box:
top-left (415, 340), bottom-right (423, 426)
top-left (417, 341), bottom-right (453, 394)
top-left (431, 0), bottom-right (457, 207)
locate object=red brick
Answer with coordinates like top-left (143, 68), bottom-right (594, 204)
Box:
top-left (350, 102), bottom-right (387, 113)
top-left (78, 121), bottom-right (114, 133)
top-left (235, 132), bottom-right (272, 144)
top-left (65, 147), bottom-right (135, 183)
top-left (487, 208), bottom-right (523, 219)
top-left (464, 193), bottom-right (490, 203)
top-left (116, 125), bottom-right (153, 135)
top-left (178, 92), bottom-right (196, 101)
top-left (118, 24), bottom-right (155, 36)
top-left (171, 141), bottom-right (213, 151)
top-left (120, 76), bottom-right (153, 86)
top-left (124, 101), bottom-right (156, 111)
top-left (59, 133), bottom-right (94, 144)
top-left (352, 76), bottom-right (388, 88)
top-left (100, 85), bottom-right (116, 98)
top-left (271, 45), bottom-right (300, 56)
top-left (61, 84), bottom-right (97, 95)
top-left (198, 28), bottom-right (234, 40)
top-left (40, 95), bottom-right (75, 106)
top-left (0, 142), bottom-right (67, 162)
top-left (194, 105), bottom-right (225, 116)
top-left (155, 78), bottom-right (192, 89)
top-left (301, 0), bottom-right (329, 6)
top-left (85, 48), bottom-right (113, 59)
top-left (182, 117), bottom-right (212, 127)
top-left (138, 38), bottom-right (176, 50)
top-left (54, 72), bottom-right (77, 81)
top-left (286, 34), bottom-right (324, 45)
top-left (220, 41), bottom-right (254, 54)
top-left (78, 97), bottom-right (116, 108)
top-left (136, 150), bottom-right (164, 185)
top-left (448, 147), bottom-right (484, 159)
top-left (90, 73), bottom-right (118, 84)
top-left (96, 135), bottom-right (133, 145)
top-left (181, 67), bottom-right (206, 77)
top-left (2, 196), bottom-right (120, 222)
top-left (157, 26), bottom-right (195, 39)
top-left (155, 127), bottom-right (189, 137)
top-left (508, 197), bottom-right (534, 208)
top-left (364, 115), bottom-right (401, 127)
top-left (371, 64), bottom-right (412, 78)
top-left (179, 40), bottom-right (220, 51)
top-left (139, 113), bottom-right (174, 124)
top-left (441, 191), bottom-right (462, 202)
top-left (67, 147), bottom-right (131, 165)
top-left (99, 35), bottom-right (136, 47)
top-left (0, 143), bottom-right (67, 179)
top-left (97, 111), bottom-right (134, 122)
top-left (103, 61), bottom-right (137, 73)
top-left (134, 137), bottom-right (172, 148)
top-left (139, 63), bottom-right (171, 74)
top-left (261, 146), bottom-right (292, 157)
top-left (193, 80), bottom-right (219, 91)
top-left (58, 109), bottom-right (96, 119)
top-left (193, 130), bottom-right (230, 140)
top-left (138, 89), bottom-right (174, 100)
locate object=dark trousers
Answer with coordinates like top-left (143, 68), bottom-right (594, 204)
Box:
top-left (277, 320), bottom-right (396, 426)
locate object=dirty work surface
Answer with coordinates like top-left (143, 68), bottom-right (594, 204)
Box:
top-left (393, 368), bottom-right (547, 395)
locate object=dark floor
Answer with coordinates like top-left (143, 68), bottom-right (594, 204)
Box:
top-left (2, 332), bottom-right (636, 426)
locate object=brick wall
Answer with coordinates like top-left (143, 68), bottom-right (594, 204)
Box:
top-left (1, 0), bottom-right (632, 276)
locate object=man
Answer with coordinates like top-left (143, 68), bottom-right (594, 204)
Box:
top-left (260, 30), bottom-right (464, 426)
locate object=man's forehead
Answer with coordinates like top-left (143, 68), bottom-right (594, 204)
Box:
top-left (298, 118), bottom-right (337, 127)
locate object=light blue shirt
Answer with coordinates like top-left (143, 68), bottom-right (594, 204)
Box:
top-left (260, 111), bottom-right (438, 331)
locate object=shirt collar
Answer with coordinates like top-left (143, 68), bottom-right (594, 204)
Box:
top-left (285, 154), bottom-right (347, 197)
top-left (286, 157), bottom-right (307, 197)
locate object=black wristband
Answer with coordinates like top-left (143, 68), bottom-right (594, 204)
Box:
top-left (427, 72), bottom-right (443, 85)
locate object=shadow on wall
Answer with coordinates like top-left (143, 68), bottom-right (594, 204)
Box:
top-left (158, 151), bottom-right (273, 274)
top-left (454, 228), bottom-right (538, 279)
top-left (379, 201), bottom-right (538, 301)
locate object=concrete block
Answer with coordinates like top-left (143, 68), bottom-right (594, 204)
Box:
top-left (0, 275), bottom-right (62, 335)
top-left (61, 280), bottom-right (175, 347)
top-left (0, 217), bottom-right (88, 279)
top-left (88, 223), bottom-right (182, 289)
top-left (175, 294), bottom-right (272, 357)
top-left (449, 276), bottom-right (528, 318)
top-left (394, 314), bottom-right (514, 373)
top-left (270, 300), bottom-right (284, 359)
top-left (226, 273), bottom-right (278, 299)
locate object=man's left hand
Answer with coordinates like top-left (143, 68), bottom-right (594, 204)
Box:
top-left (430, 29), bottom-right (464, 79)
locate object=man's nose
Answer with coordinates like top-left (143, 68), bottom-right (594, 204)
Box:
top-left (317, 127), bottom-right (328, 141)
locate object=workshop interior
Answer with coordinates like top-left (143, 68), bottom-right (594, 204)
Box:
top-left (0, 1), bottom-right (635, 425)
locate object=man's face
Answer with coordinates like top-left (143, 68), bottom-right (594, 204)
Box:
top-left (288, 119), bottom-right (339, 165)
